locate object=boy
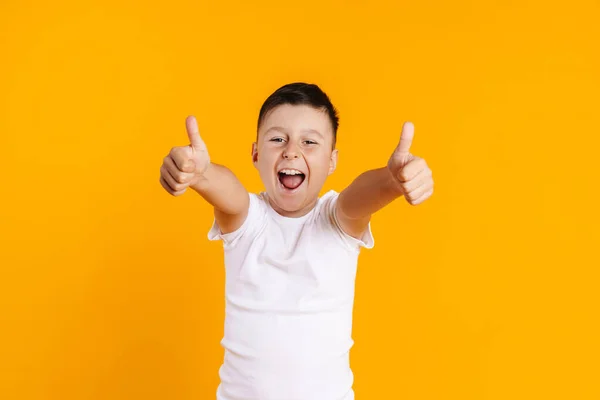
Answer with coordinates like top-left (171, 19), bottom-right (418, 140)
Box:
top-left (159, 83), bottom-right (434, 399)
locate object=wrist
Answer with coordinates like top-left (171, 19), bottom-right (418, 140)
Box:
top-left (384, 165), bottom-right (405, 197)
top-left (190, 162), bottom-right (213, 193)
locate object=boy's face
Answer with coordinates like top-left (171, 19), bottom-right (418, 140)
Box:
top-left (253, 104), bottom-right (338, 217)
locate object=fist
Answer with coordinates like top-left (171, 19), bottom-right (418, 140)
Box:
top-left (387, 122), bottom-right (434, 206)
top-left (159, 115), bottom-right (211, 196)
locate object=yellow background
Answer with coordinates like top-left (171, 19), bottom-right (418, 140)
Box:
top-left (1, 1), bottom-right (599, 399)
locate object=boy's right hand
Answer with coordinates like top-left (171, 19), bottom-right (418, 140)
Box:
top-left (159, 115), bottom-right (211, 196)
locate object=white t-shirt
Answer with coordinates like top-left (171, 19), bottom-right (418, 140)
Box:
top-left (208, 190), bottom-right (374, 400)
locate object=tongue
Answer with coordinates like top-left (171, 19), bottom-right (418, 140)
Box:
top-left (281, 174), bottom-right (304, 190)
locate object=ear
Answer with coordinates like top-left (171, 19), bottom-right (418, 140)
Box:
top-left (328, 149), bottom-right (338, 175)
top-left (251, 142), bottom-right (258, 166)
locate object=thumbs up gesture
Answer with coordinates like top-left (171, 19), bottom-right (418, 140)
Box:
top-left (160, 116), bottom-right (211, 196)
top-left (387, 122), bottom-right (434, 205)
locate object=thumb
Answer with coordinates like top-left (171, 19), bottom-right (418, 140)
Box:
top-left (186, 115), bottom-right (206, 150)
top-left (395, 121), bottom-right (414, 156)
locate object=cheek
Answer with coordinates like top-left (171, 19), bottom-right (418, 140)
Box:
top-left (306, 153), bottom-right (333, 178)
top-left (257, 152), bottom-right (279, 176)
top-left (257, 148), bottom-right (277, 163)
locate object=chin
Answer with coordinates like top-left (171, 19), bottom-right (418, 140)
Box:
top-left (266, 175), bottom-right (313, 214)
top-left (276, 181), bottom-right (306, 206)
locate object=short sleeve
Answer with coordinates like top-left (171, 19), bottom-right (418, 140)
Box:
top-left (319, 190), bottom-right (375, 252)
top-left (207, 192), bottom-right (266, 247)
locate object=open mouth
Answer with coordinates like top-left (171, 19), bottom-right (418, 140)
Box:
top-left (278, 168), bottom-right (306, 191)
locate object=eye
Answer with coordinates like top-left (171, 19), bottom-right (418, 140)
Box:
top-left (270, 137), bottom-right (285, 143)
top-left (303, 140), bottom-right (318, 145)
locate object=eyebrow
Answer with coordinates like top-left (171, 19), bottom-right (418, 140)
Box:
top-left (264, 126), bottom-right (324, 138)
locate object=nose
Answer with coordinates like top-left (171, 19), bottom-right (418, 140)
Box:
top-left (283, 144), bottom-right (299, 159)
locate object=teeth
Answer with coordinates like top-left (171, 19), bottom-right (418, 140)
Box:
top-left (280, 169), bottom-right (303, 175)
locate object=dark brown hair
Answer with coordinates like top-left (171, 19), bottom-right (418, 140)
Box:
top-left (257, 82), bottom-right (339, 147)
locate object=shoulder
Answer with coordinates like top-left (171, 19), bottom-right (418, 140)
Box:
top-left (313, 190), bottom-right (375, 252)
top-left (208, 191), bottom-right (268, 246)
top-left (253, 191), bottom-right (270, 209)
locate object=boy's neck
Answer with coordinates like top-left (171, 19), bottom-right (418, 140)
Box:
top-left (267, 196), bottom-right (319, 219)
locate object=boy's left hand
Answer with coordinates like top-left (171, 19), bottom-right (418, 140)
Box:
top-left (387, 122), bottom-right (434, 205)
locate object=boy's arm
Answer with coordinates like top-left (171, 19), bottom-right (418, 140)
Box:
top-left (191, 163), bottom-right (249, 234)
top-left (159, 116), bottom-right (249, 234)
top-left (336, 167), bottom-right (404, 238)
top-left (336, 122), bottom-right (434, 239)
